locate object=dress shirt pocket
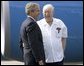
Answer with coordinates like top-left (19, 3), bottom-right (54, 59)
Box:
top-left (55, 27), bottom-right (62, 38)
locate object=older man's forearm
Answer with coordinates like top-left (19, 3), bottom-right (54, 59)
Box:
top-left (62, 38), bottom-right (67, 51)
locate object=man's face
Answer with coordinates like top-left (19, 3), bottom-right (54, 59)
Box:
top-left (34, 6), bottom-right (40, 17)
top-left (44, 7), bottom-right (53, 19)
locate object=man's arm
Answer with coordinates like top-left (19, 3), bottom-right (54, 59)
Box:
top-left (27, 22), bottom-right (45, 64)
top-left (61, 22), bottom-right (68, 52)
top-left (61, 38), bottom-right (67, 51)
top-left (19, 35), bottom-right (23, 50)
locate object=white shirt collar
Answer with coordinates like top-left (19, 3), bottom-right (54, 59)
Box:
top-left (43, 18), bottom-right (56, 27)
top-left (43, 18), bottom-right (48, 26)
top-left (27, 15), bottom-right (36, 22)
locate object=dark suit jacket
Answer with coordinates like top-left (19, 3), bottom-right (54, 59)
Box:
top-left (19, 17), bottom-right (45, 64)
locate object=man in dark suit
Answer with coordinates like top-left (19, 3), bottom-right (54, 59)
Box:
top-left (19, 2), bottom-right (45, 65)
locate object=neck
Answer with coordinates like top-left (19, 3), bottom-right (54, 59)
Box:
top-left (46, 18), bottom-right (53, 26)
top-left (28, 15), bottom-right (37, 21)
top-left (31, 16), bottom-right (38, 21)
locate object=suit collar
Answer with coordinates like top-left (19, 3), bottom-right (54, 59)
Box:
top-left (27, 16), bottom-right (36, 22)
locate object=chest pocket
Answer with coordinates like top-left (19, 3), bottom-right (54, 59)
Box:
top-left (55, 27), bottom-right (62, 38)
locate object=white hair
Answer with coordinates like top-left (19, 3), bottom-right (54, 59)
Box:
top-left (43, 4), bottom-right (54, 16)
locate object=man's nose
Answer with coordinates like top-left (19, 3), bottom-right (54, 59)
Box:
top-left (45, 13), bottom-right (49, 15)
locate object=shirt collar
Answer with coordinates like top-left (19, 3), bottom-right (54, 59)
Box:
top-left (52, 18), bottom-right (57, 25)
top-left (43, 18), bottom-right (48, 26)
top-left (27, 15), bottom-right (36, 22)
top-left (43, 18), bottom-right (56, 27)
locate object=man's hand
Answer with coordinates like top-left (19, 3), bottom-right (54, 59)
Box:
top-left (38, 60), bottom-right (45, 65)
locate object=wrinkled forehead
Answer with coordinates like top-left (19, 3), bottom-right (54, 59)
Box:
top-left (45, 7), bottom-right (52, 12)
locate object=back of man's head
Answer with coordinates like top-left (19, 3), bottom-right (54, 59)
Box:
top-left (25, 2), bottom-right (39, 15)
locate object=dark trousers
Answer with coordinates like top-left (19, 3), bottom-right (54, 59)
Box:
top-left (46, 59), bottom-right (64, 65)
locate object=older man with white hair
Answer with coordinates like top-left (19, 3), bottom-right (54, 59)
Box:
top-left (37, 4), bottom-right (68, 65)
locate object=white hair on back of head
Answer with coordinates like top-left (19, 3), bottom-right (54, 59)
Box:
top-left (43, 4), bottom-right (54, 16)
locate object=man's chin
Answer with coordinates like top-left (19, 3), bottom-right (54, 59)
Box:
top-left (45, 17), bottom-right (51, 19)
